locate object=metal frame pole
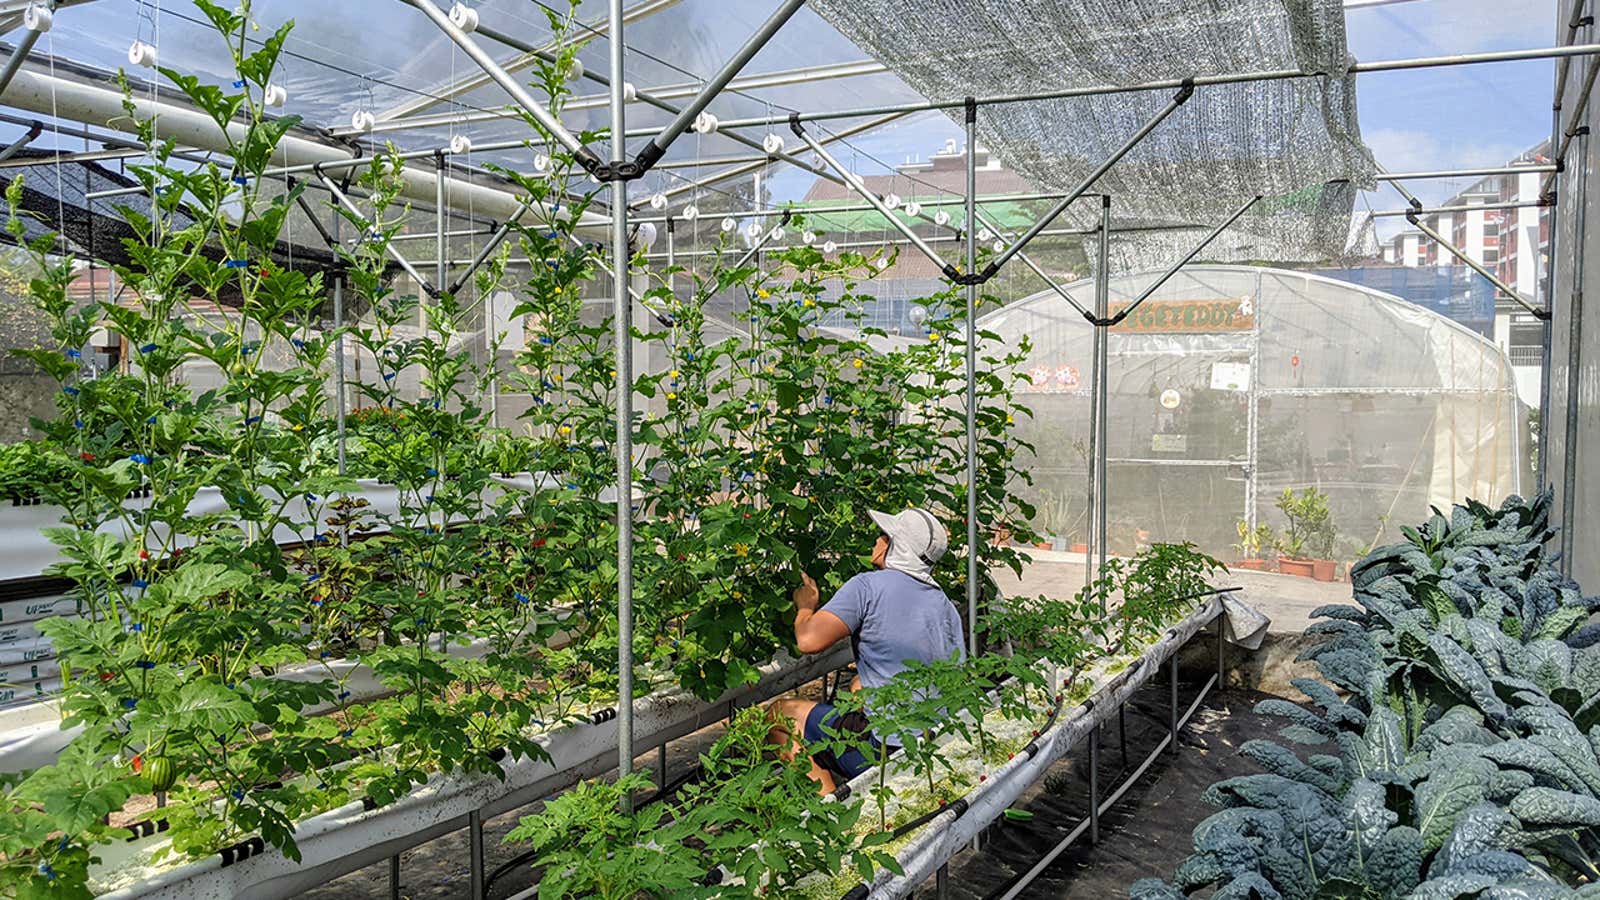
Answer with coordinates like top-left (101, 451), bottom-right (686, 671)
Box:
top-left (964, 97), bottom-right (980, 658)
top-left (1094, 197), bottom-right (1111, 606)
top-left (468, 809), bottom-right (485, 900)
top-left (987, 87), bottom-right (1193, 276)
top-left (1407, 213), bottom-right (1548, 318)
top-left (628, 44), bottom-right (1600, 135)
top-left (1088, 723), bottom-right (1100, 844)
top-left (435, 151), bottom-right (447, 296)
top-left (609, 0), bottom-right (637, 806)
top-left (1106, 195), bottom-right (1261, 325)
top-left (1168, 655), bottom-right (1179, 756)
top-left (1561, 119), bottom-right (1588, 574)
top-left (632, 0), bottom-right (805, 170)
top-left (389, 854), bottom-right (401, 900)
top-left (401, 0), bottom-right (590, 159)
top-left (0, 2), bottom-right (51, 98)
top-left (447, 199), bottom-right (532, 295)
top-left (315, 170), bottom-right (441, 295)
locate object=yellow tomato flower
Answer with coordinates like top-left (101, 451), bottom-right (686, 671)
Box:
top-left (802, 298), bottom-right (816, 308)
top-left (558, 425), bottom-right (571, 435)
top-left (756, 289), bottom-right (770, 299)
top-left (1006, 414), bottom-right (1015, 424)
top-left (667, 392), bottom-right (678, 400)
top-left (553, 374), bottom-right (564, 382)
top-left (731, 590), bottom-right (743, 599)
top-left (553, 285), bottom-right (563, 294)
top-left (669, 369), bottom-right (680, 378)
top-left (851, 358), bottom-right (864, 369)
top-left (733, 542), bottom-right (749, 557)
top-left (929, 332), bottom-right (941, 342)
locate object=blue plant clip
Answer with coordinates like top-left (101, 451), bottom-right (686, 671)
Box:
top-left (224, 259), bottom-right (251, 269)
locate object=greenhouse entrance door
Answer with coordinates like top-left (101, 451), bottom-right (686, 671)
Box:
top-left (1103, 295), bottom-right (1258, 556)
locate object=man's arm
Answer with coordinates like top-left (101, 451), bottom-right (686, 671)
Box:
top-left (793, 572), bottom-right (851, 654)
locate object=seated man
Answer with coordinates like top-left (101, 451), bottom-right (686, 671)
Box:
top-left (767, 507), bottom-right (966, 793)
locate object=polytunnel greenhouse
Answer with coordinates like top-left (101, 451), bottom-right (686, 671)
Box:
top-left (0, 0), bottom-right (1598, 898)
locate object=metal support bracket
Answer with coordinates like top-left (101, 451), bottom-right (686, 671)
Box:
top-left (1406, 210), bottom-right (1552, 320)
top-left (790, 82), bottom-right (1193, 290)
top-left (314, 164), bottom-right (443, 299)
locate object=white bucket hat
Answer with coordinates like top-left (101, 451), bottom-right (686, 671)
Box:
top-left (868, 507), bottom-right (949, 585)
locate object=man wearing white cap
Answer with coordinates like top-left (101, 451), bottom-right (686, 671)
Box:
top-left (767, 507), bottom-right (966, 793)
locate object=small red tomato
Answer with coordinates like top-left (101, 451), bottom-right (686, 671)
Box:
top-left (530, 539), bottom-right (546, 548)
top-left (138, 550), bottom-right (150, 561)
top-left (980, 775), bottom-right (987, 782)
top-left (80, 452), bottom-right (95, 461)
top-left (1008, 753), bottom-right (1015, 760)
top-left (99, 671), bottom-right (114, 682)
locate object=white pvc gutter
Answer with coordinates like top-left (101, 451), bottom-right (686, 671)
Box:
top-left (841, 598), bottom-right (1225, 898)
top-left (0, 66), bottom-right (609, 236)
top-left (89, 645), bottom-right (850, 900)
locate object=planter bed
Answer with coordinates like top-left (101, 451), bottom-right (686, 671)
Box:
top-left (84, 644), bottom-right (852, 900)
top-left (803, 595), bottom-right (1235, 899)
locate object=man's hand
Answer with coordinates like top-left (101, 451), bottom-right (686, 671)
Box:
top-left (793, 572), bottom-right (819, 612)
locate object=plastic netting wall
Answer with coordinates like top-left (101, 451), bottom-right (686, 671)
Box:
top-left (980, 264), bottom-right (1530, 562)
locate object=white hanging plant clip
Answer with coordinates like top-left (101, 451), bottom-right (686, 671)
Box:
top-left (23, 3), bottom-right (53, 32)
top-left (566, 58), bottom-right (584, 82)
top-left (263, 83), bottom-right (288, 108)
top-left (648, 192), bottom-right (669, 211)
top-left (532, 153), bottom-right (550, 172)
top-left (823, 240), bottom-right (838, 254)
top-left (762, 133), bottom-right (785, 155)
top-left (128, 40), bottom-right (158, 68)
top-left (772, 226), bottom-right (786, 241)
top-left (721, 217), bottom-right (737, 233)
top-left (448, 3), bottom-right (479, 32)
top-left (692, 111), bottom-right (719, 135)
top-left (350, 109), bottom-right (376, 133)
top-left (622, 81), bottom-right (638, 102)
top-left (802, 230), bottom-right (817, 245)
top-left (933, 209), bottom-right (951, 226)
top-left (883, 193), bottom-right (901, 210)
top-left (682, 204), bottom-right (700, 221)
top-left (745, 221), bottom-right (763, 239)
top-left (903, 201), bottom-right (922, 218)
top-left (450, 134), bottom-right (472, 155)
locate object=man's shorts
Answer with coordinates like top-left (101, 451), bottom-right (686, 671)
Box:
top-left (802, 701), bottom-right (890, 782)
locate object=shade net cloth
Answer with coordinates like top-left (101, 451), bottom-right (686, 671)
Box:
top-left (804, 0), bottom-right (1376, 269)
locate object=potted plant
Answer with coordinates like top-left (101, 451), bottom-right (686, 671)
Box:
top-left (1274, 487), bottom-right (1335, 579)
top-left (1231, 520), bottom-right (1275, 571)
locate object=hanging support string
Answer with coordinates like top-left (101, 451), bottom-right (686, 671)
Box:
top-left (731, 208), bottom-right (792, 270)
top-left (446, 198), bottom-right (531, 296)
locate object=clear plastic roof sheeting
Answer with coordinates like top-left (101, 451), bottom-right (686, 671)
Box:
top-left (804, 0), bottom-right (1376, 267)
top-left (981, 265), bottom-right (1528, 561)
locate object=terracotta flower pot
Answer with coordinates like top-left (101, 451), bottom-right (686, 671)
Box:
top-left (1233, 558), bottom-right (1268, 571)
top-left (1311, 559), bottom-right (1338, 582)
top-left (1279, 558), bottom-right (1316, 578)
top-left (1070, 542), bottom-right (1088, 554)
top-left (1034, 541), bottom-right (1052, 550)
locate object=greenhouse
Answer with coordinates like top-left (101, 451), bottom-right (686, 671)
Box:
top-left (0, 0), bottom-right (1598, 899)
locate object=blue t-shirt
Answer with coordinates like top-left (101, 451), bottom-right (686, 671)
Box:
top-left (821, 569), bottom-right (966, 744)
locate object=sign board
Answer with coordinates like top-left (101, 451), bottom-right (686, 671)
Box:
top-left (1210, 362), bottom-right (1251, 392)
top-left (1152, 433), bottom-right (1188, 452)
top-left (1109, 299), bottom-right (1254, 333)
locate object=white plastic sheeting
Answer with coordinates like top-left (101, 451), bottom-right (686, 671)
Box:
top-left (979, 265), bottom-right (1528, 559)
